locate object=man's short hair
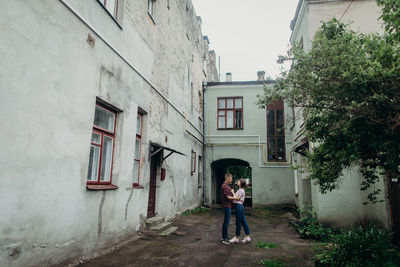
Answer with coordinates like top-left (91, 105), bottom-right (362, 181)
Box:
top-left (224, 173), bottom-right (232, 180)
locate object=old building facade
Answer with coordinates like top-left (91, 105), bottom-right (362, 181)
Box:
top-left (289, 0), bottom-right (391, 229)
top-left (204, 73), bottom-right (294, 208)
top-left (0, 0), bottom-right (217, 266)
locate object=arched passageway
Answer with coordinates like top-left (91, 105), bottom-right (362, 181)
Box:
top-left (211, 158), bottom-right (252, 207)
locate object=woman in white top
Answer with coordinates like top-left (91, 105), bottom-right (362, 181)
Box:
top-left (230, 179), bottom-right (251, 243)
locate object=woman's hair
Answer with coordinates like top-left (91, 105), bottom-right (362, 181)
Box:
top-left (239, 179), bottom-right (247, 189)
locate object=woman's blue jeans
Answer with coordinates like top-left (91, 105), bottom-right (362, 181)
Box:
top-left (235, 204), bottom-right (250, 236)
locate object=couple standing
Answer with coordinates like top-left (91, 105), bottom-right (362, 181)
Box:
top-left (221, 173), bottom-right (251, 245)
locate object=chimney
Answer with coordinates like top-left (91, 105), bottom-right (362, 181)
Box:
top-left (226, 72), bottom-right (232, 82)
top-left (257, 71), bottom-right (265, 81)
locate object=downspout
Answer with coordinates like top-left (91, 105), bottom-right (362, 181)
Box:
top-left (202, 81), bottom-right (207, 207)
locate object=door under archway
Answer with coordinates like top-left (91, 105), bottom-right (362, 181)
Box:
top-left (211, 158), bottom-right (252, 207)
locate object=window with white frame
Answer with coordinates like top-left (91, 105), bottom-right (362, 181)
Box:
top-left (133, 113), bottom-right (143, 186)
top-left (87, 104), bottom-right (117, 184)
top-left (191, 150), bottom-right (196, 175)
top-left (99, 0), bottom-right (119, 18)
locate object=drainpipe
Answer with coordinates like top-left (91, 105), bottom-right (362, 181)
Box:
top-left (202, 81), bottom-right (207, 207)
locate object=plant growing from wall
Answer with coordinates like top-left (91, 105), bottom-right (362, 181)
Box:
top-left (257, 1), bottom-right (400, 204)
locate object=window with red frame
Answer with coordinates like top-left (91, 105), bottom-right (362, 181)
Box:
top-left (87, 104), bottom-right (117, 184)
top-left (191, 150), bottom-right (196, 175)
top-left (99, 0), bottom-right (119, 18)
top-left (133, 114), bottom-right (142, 186)
top-left (267, 101), bottom-right (286, 162)
top-left (217, 97), bottom-right (243, 129)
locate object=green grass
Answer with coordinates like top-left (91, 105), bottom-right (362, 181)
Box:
top-left (255, 241), bottom-right (279, 249)
top-left (260, 259), bottom-right (284, 267)
top-left (181, 206), bottom-right (209, 216)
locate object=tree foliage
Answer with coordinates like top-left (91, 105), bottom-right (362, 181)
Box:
top-left (257, 2), bottom-right (400, 203)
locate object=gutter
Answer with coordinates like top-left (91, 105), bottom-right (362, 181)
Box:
top-left (202, 82), bottom-right (207, 206)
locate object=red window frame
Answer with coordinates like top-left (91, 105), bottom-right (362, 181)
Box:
top-left (87, 104), bottom-right (117, 185)
top-left (133, 114), bottom-right (143, 187)
top-left (267, 101), bottom-right (286, 162)
top-left (217, 97), bottom-right (243, 129)
top-left (191, 150), bottom-right (196, 175)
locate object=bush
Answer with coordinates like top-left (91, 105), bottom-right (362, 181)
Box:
top-left (295, 207), bottom-right (336, 242)
top-left (314, 224), bottom-right (400, 267)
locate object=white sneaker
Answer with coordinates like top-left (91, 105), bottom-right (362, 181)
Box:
top-left (241, 236), bottom-right (251, 243)
top-left (229, 236), bottom-right (239, 243)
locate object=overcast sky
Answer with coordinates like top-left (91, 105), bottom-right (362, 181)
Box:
top-left (191, 0), bottom-right (299, 82)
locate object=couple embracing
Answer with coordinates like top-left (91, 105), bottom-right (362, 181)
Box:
top-left (221, 173), bottom-right (251, 245)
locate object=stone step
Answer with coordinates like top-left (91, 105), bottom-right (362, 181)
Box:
top-left (145, 217), bottom-right (164, 228)
top-left (150, 221), bottom-right (172, 231)
top-left (159, 226), bottom-right (178, 236)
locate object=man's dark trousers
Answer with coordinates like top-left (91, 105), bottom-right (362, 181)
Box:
top-left (222, 207), bottom-right (232, 239)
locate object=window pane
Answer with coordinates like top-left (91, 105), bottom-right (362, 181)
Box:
top-left (134, 139), bottom-right (140, 159)
top-left (267, 137), bottom-right (277, 160)
top-left (218, 116), bottom-right (226, 128)
top-left (235, 98), bottom-right (242, 108)
top-left (218, 111), bottom-right (225, 116)
top-left (100, 136), bottom-right (113, 182)
top-left (91, 133), bottom-right (101, 144)
top-left (218, 99), bottom-right (225, 109)
top-left (105, 0), bottom-right (116, 16)
top-left (136, 115), bottom-right (142, 136)
top-left (276, 110), bottom-right (284, 135)
top-left (87, 145), bottom-right (100, 181)
top-left (94, 106), bottom-right (115, 132)
top-left (227, 99), bottom-right (234, 109)
top-left (277, 137), bottom-right (285, 160)
top-left (235, 110), bottom-right (242, 128)
top-left (133, 160), bottom-right (139, 181)
top-left (227, 111), bottom-right (234, 128)
top-left (267, 110), bottom-right (275, 135)
top-left (191, 152), bottom-right (196, 172)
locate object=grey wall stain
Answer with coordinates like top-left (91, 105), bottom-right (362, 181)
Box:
top-left (98, 191), bottom-right (106, 237)
top-left (125, 188), bottom-right (134, 221)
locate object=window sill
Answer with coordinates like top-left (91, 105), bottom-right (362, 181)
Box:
top-left (87, 184), bottom-right (119, 190)
top-left (217, 128), bottom-right (243, 130)
top-left (266, 161), bottom-right (288, 164)
top-left (133, 184), bottom-right (144, 189)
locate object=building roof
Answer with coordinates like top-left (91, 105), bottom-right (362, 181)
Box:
top-left (206, 80), bottom-right (275, 87)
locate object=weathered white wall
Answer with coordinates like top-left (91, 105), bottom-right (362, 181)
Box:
top-left (0, 0), bottom-right (217, 266)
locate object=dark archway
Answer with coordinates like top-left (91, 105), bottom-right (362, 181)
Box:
top-left (211, 158), bottom-right (252, 207)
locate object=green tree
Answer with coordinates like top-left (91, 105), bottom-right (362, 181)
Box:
top-left (257, 3), bottom-right (400, 203)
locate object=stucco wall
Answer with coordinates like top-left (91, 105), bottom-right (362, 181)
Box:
top-left (0, 0), bottom-right (217, 266)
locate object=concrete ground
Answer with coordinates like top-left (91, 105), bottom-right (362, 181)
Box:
top-left (79, 206), bottom-right (315, 267)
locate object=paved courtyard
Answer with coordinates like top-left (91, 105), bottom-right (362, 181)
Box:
top-left (78, 206), bottom-right (315, 267)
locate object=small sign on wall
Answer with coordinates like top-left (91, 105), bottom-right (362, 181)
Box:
top-left (161, 168), bottom-right (166, 181)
